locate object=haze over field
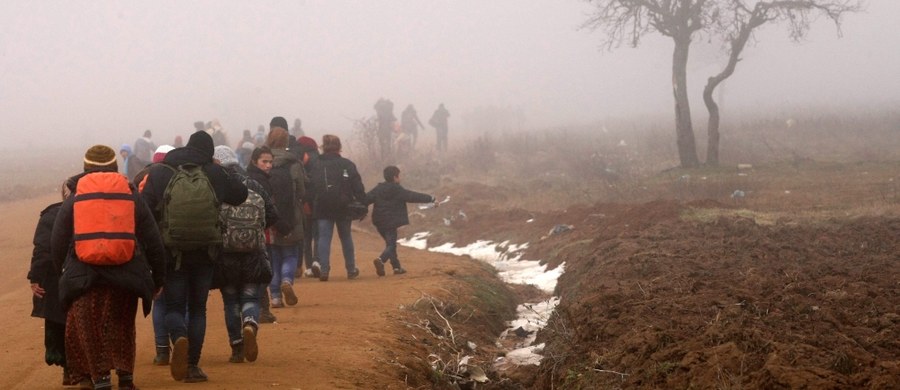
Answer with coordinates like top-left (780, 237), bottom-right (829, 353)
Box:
top-left (1, 0), bottom-right (898, 151)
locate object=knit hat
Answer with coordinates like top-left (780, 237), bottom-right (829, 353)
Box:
top-left (187, 130), bottom-right (215, 158)
top-left (213, 145), bottom-right (238, 167)
top-left (84, 145), bottom-right (118, 172)
top-left (153, 145), bottom-right (175, 163)
top-left (297, 136), bottom-right (318, 150)
top-left (120, 144), bottom-right (132, 154)
top-left (270, 116), bottom-right (289, 131)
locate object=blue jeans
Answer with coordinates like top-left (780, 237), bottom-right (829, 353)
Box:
top-left (376, 226), bottom-right (401, 270)
top-left (316, 218), bottom-right (356, 275)
top-left (165, 253), bottom-right (215, 366)
top-left (220, 284), bottom-right (260, 345)
top-left (153, 295), bottom-right (188, 348)
top-left (152, 295), bottom-right (168, 348)
top-left (268, 245), bottom-right (299, 299)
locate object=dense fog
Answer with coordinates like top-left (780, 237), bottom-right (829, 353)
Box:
top-left (1, 0), bottom-right (898, 151)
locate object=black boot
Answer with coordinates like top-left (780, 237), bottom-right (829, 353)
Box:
top-left (153, 345), bottom-right (170, 366)
top-left (184, 365), bottom-right (208, 383)
top-left (117, 370), bottom-right (139, 390)
top-left (229, 342), bottom-right (245, 363)
top-left (259, 288), bottom-right (277, 323)
top-left (92, 374), bottom-right (112, 390)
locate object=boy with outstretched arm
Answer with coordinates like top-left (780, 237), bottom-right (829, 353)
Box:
top-left (364, 166), bottom-right (436, 276)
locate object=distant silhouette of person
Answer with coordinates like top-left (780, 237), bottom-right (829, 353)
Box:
top-left (400, 105), bottom-right (424, 148)
top-left (429, 103), bottom-right (450, 152)
top-left (374, 98), bottom-right (396, 160)
top-left (291, 118), bottom-right (305, 138)
top-left (133, 130), bottom-right (156, 163)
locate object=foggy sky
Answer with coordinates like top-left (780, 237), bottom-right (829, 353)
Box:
top-left (1, 0), bottom-right (898, 150)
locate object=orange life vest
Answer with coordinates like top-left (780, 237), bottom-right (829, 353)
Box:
top-left (73, 172), bottom-right (136, 265)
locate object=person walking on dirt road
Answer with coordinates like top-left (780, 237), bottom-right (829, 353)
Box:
top-left (213, 146), bottom-right (279, 364)
top-left (141, 131), bottom-right (248, 383)
top-left (247, 146), bottom-right (280, 324)
top-left (29, 181), bottom-right (86, 387)
top-left (365, 166), bottom-right (436, 276)
top-left (309, 134), bottom-right (366, 281)
top-left (51, 145), bottom-right (167, 390)
top-left (265, 118), bottom-right (306, 308)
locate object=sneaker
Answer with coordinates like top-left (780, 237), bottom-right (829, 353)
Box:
top-left (348, 268), bottom-right (360, 280)
top-left (373, 258), bottom-right (385, 277)
top-left (242, 324), bottom-right (258, 362)
top-left (228, 342), bottom-right (244, 363)
top-left (259, 309), bottom-right (277, 324)
top-left (393, 268), bottom-right (407, 275)
top-left (303, 268), bottom-right (314, 278)
top-left (170, 337), bottom-right (189, 381)
top-left (319, 272), bottom-right (329, 282)
top-left (310, 261), bottom-right (322, 278)
top-left (183, 365), bottom-right (208, 383)
top-left (153, 346), bottom-right (170, 366)
top-left (281, 281), bottom-right (298, 306)
top-left (270, 298), bottom-right (284, 308)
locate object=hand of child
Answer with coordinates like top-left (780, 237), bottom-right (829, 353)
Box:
top-left (31, 283), bottom-right (45, 298)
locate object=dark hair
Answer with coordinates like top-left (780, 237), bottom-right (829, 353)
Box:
top-left (383, 165), bottom-right (400, 182)
top-left (143, 129), bottom-right (152, 138)
top-left (251, 146), bottom-right (273, 164)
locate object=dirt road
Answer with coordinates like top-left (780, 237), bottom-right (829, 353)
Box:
top-left (3, 195), bottom-right (480, 389)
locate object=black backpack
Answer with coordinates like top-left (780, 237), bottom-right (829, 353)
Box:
top-left (311, 158), bottom-right (354, 215)
top-left (268, 161), bottom-right (296, 235)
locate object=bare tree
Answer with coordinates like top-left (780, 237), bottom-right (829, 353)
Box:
top-left (703, 0), bottom-right (862, 165)
top-left (584, 0), bottom-right (713, 168)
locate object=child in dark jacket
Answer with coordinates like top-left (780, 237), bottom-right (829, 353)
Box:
top-left (364, 166), bottom-right (436, 276)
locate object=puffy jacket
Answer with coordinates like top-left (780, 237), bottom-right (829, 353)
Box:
top-left (364, 182), bottom-right (434, 230)
top-left (51, 170), bottom-right (167, 316)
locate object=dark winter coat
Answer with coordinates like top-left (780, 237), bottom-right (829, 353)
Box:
top-left (269, 148), bottom-right (305, 245)
top-left (141, 146), bottom-right (249, 216)
top-left (246, 163), bottom-right (274, 200)
top-left (140, 147), bottom-right (249, 264)
top-left (28, 202), bottom-right (65, 324)
top-left (308, 152), bottom-right (366, 220)
top-left (51, 170), bottom-right (167, 316)
top-left (364, 182), bottom-right (434, 230)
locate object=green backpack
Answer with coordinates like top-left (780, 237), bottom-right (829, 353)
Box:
top-left (160, 163), bottom-right (222, 252)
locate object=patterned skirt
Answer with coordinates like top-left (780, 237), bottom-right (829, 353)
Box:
top-left (65, 284), bottom-right (138, 382)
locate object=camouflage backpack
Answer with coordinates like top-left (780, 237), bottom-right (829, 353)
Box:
top-left (219, 186), bottom-right (266, 253)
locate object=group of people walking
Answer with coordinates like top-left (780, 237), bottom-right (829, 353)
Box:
top-left (28, 116), bottom-right (437, 389)
top-left (373, 98), bottom-right (450, 160)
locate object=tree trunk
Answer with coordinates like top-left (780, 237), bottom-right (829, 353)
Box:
top-left (703, 14), bottom-right (759, 166)
top-left (703, 78), bottom-right (722, 166)
top-left (672, 35), bottom-right (700, 168)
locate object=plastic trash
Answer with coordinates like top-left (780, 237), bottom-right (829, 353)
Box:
top-left (731, 190), bottom-right (746, 199)
top-left (418, 195), bottom-right (451, 210)
top-left (458, 210), bottom-right (468, 221)
top-left (547, 224), bottom-right (574, 237)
